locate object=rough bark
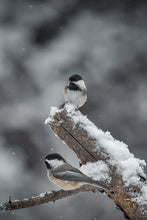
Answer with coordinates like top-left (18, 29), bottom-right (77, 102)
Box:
top-left (1, 185), bottom-right (98, 211)
top-left (47, 107), bottom-right (147, 220)
top-left (1, 106), bottom-right (147, 220)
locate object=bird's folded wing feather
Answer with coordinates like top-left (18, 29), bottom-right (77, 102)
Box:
top-left (52, 164), bottom-right (89, 182)
top-left (52, 163), bottom-right (110, 190)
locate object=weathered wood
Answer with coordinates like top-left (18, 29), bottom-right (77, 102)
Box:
top-left (1, 106), bottom-right (146, 220)
top-left (47, 107), bottom-right (147, 220)
top-left (1, 185), bottom-right (98, 211)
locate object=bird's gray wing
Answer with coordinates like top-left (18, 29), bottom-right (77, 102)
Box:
top-left (52, 163), bottom-right (110, 191)
top-left (52, 163), bottom-right (89, 182)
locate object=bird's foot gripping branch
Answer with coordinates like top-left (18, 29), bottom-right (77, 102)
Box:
top-left (45, 103), bottom-right (147, 220)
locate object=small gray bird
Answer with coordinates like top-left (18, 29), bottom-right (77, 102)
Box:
top-left (63, 74), bottom-right (87, 108)
top-left (44, 153), bottom-right (110, 191)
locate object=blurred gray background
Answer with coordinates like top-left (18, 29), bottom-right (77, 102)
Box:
top-left (0, 0), bottom-right (147, 219)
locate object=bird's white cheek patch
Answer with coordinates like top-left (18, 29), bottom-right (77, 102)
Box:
top-left (74, 80), bottom-right (87, 90)
top-left (45, 159), bottom-right (65, 169)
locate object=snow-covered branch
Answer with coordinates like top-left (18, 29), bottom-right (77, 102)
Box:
top-left (0, 185), bottom-right (99, 211)
top-left (45, 103), bottom-right (147, 220)
top-left (1, 103), bottom-right (146, 219)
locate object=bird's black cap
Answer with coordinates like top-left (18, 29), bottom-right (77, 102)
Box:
top-left (44, 153), bottom-right (66, 162)
top-left (69, 74), bottom-right (82, 82)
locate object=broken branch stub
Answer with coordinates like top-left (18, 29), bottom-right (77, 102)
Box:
top-left (46, 105), bottom-right (147, 220)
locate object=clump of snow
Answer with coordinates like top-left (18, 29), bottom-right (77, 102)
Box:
top-left (38, 192), bottom-right (46, 198)
top-left (64, 104), bottom-right (146, 184)
top-left (80, 160), bottom-right (111, 183)
top-left (30, 192), bottom-right (51, 199)
top-left (132, 185), bottom-right (147, 205)
top-left (119, 157), bottom-right (146, 186)
top-left (64, 103), bottom-right (76, 113)
top-left (23, 198), bottom-right (29, 201)
top-left (44, 107), bottom-right (63, 124)
top-left (45, 103), bottom-right (147, 205)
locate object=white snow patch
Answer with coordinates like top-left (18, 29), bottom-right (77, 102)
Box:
top-left (132, 185), bottom-right (147, 205)
top-left (44, 107), bottom-right (62, 124)
top-left (39, 192), bottom-right (46, 198)
top-left (64, 104), bottom-right (146, 184)
top-left (64, 103), bottom-right (77, 112)
top-left (80, 161), bottom-right (111, 182)
top-left (119, 157), bottom-right (146, 186)
top-left (139, 185), bottom-right (147, 205)
top-left (46, 104), bottom-right (147, 205)
top-left (31, 192), bottom-right (51, 199)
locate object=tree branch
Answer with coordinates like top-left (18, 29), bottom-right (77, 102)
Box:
top-left (1, 104), bottom-right (147, 220)
top-left (45, 104), bottom-right (147, 220)
top-left (1, 185), bottom-right (100, 211)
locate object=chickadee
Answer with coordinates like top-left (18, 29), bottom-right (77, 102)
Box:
top-left (63, 74), bottom-right (87, 108)
top-left (44, 153), bottom-right (110, 191)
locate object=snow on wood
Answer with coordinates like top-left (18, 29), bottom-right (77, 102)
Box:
top-left (0, 186), bottom-right (98, 211)
top-left (45, 103), bottom-right (147, 219)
